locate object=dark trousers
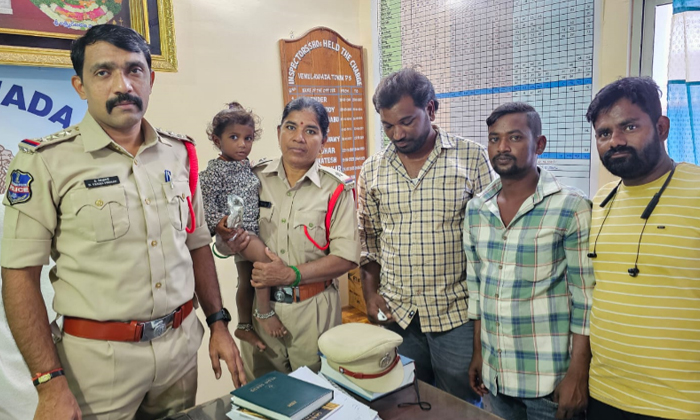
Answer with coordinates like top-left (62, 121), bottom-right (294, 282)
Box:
top-left (588, 398), bottom-right (673, 420)
top-left (385, 312), bottom-right (481, 405)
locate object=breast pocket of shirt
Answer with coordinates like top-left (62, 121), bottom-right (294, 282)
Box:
top-left (71, 186), bottom-right (130, 242)
top-left (162, 181), bottom-right (190, 231)
top-left (294, 210), bottom-right (327, 257)
top-left (530, 230), bottom-right (560, 282)
top-left (258, 205), bottom-right (275, 248)
top-left (435, 176), bottom-right (468, 218)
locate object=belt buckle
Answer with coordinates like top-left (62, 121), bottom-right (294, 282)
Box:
top-left (140, 318), bottom-right (168, 342)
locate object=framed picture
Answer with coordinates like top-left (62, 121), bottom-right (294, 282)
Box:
top-left (0, 0), bottom-right (177, 71)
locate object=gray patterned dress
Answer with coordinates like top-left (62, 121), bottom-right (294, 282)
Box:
top-left (199, 158), bottom-right (260, 236)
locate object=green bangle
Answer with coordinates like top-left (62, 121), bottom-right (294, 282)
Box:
top-left (211, 244), bottom-right (232, 259)
top-left (289, 265), bottom-right (301, 287)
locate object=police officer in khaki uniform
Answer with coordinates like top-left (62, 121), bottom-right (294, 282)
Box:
top-left (1, 25), bottom-right (245, 420)
top-left (217, 98), bottom-right (360, 380)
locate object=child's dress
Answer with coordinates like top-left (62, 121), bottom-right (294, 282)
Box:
top-left (200, 158), bottom-right (260, 236)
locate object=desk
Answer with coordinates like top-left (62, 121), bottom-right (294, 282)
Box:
top-left (163, 381), bottom-right (502, 420)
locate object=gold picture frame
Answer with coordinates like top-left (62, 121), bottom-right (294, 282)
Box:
top-left (0, 0), bottom-right (177, 72)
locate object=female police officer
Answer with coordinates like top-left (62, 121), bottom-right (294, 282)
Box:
top-left (217, 98), bottom-right (360, 379)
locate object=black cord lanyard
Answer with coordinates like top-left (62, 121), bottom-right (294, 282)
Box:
top-left (588, 164), bottom-right (677, 277)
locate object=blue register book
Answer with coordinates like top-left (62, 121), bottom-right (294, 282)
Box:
top-left (230, 371), bottom-right (334, 420)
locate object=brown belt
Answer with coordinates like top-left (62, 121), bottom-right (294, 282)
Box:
top-left (272, 280), bottom-right (333, 303)
top-left (63, 300), bottom-right (194, 342)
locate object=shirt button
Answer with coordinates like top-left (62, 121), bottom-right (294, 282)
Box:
top-left (155, 282), bottom-right (162, 288)
top-left (496, 322), bottom-right (500, 327)
top-left (151, 240), bottom-right (158, 247)
top-left (415, 289), bottom-right (422, 296)
top-left (495, 294), bottom-right (500, 299)
top-left (309, 223), bottom-right (314, 228)
top-left (145, 198), bottom-right (151, 205)
top-left (280, 249), bottom-right (286, 254)
top-left (181, 193), bottom-right (186, 199)
top-left (502, 235), bottom-right (507, 240)
top-left (281, 218), bottom-right (286, 223)
top-left (409, 311), bottom-right (415, 317)
top-left (134, 159), bottom-right (139, 165)
top-left (498, 265), bottom-right (503, 269)
top-left (286, 192), bottom-right (291, 196)
top-left (95, 199), bottom-right (103, 206)
top-left (498, 349), bottom-right (502, 354)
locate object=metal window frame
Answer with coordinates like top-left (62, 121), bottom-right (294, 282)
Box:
top-left (631, 0), bottom-right (673, 77)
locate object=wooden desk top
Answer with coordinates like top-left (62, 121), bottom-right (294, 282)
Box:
top-left (164, 381), bottom-right (503, 420)
top-left (371, 381), bottom-right (502, 420)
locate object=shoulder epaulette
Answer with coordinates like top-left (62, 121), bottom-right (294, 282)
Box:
top-left (156, 127), bottom-right (195, 144)
top-left (319, 166), bottom-right (355, 190)
top-left (18, 126), bottom-right (80, 154)
top-left (251, 158), bottom-right (273, 169)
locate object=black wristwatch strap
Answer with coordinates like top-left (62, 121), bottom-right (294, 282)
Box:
top-left (206, 308), bottom-right (231, 326)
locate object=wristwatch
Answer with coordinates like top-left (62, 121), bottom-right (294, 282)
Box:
top-left (206, 307), bottom-right (232, 326)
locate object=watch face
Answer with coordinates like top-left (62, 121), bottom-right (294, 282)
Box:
top-left (221, 308), bottom-right (232, 322)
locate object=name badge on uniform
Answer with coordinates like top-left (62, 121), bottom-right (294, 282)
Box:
top-left (84, 176), bottom-right (120, 189)
top-left (259, 200), bottom-right (272, 208)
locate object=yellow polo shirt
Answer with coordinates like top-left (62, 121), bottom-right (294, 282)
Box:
top-left (589, 163), bottom-right (700, 419)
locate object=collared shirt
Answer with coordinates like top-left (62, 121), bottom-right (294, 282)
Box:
top-left (358, 126), bottom-right (494, 332)
top-left (588, 163), bottom-right (700, 419)
top-left (464, 168), bottom-right (595, 398)
top-left (216, 158), bottom-right (360, 270)
top-left (255, 158), bottom-right (360, 268)
top-left (1, 113), bottom-right (211, 321)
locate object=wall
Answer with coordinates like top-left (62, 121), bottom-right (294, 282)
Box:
top-left (139, 0), bottom-right (370, 404)
top-left (0, 0), bottom-right (633, 409)
top-left (595, 0), bottom-right (634, 188)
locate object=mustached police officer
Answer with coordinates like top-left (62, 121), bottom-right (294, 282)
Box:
top-left (1, 24), bottom-right (245, 420)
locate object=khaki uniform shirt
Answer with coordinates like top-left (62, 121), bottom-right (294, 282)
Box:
top-left (1, 113), bottom-right (211, 321)
top-left (256, 158), bottom-right (360, 269)
top-left (218, 158), bottom-right (360, 270)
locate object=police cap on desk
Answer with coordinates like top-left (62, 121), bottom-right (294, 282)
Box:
top-left (318, 323), bottom-right (403, 393)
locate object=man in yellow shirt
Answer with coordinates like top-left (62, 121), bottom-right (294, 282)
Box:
top-left (586, 77), bottom-right (700, 420)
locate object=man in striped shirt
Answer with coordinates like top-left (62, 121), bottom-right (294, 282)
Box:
top-left (586, 77), bottom-right (700, 420)
top-left (358, 68), bottom-right (494, 403)
top-left (465, 102), bottom-right (594, 420)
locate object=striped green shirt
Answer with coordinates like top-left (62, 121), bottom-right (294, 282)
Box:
top-left (464, 168), bottom-right (595, 398)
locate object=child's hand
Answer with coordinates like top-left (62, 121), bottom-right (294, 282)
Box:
top-left (217, 216), bottom-right (250, 253)
top-left (216, 216), bottom-right (236, 239)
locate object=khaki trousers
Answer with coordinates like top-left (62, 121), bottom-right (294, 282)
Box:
top-left (242, 285), bottom-right (341, 380)
top-left (56, 312), bottom-right (204, 420)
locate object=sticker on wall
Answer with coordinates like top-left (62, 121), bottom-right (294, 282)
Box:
top-left (0, 65), bottom-right (87, 193)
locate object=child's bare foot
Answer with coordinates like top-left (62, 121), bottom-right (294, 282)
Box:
top-left (259, 315), bottom-right (288, 338)
top-left (234, 327), bottom-right (266, 351)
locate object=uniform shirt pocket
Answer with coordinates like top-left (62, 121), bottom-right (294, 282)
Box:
top-left (71, 186), bottom-right (130, 242)
top-left (258, 205), bottom-right (275, 237)
top-left (163, 181), bottom-right (190, 231)
top-left (294, 210), bottom-right (327, 256)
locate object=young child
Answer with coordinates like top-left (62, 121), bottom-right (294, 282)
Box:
top-left (200, 102), bottom-right (287, 350)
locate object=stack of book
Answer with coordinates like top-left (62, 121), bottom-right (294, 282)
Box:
top-left (320, 354), bottom-right (415, 401)
top-left (228, 371), bottom-right (336, 420)
top-left (226, 367), bottom-right (381, 420)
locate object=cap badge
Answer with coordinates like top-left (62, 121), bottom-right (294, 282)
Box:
top-left (379, 352), bottom-right (392, 369)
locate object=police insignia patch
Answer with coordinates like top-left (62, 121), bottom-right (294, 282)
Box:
top-left (7, 170), bottom-right (34, 205)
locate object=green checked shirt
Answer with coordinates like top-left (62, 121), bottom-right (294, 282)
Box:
top-left (464, 168), bottom-right (595, 398)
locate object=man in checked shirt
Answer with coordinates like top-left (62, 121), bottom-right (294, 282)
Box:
top-left (464, 102), bottom-right (595, 420)
top-left (358, 68), bottom-right (494, 404)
